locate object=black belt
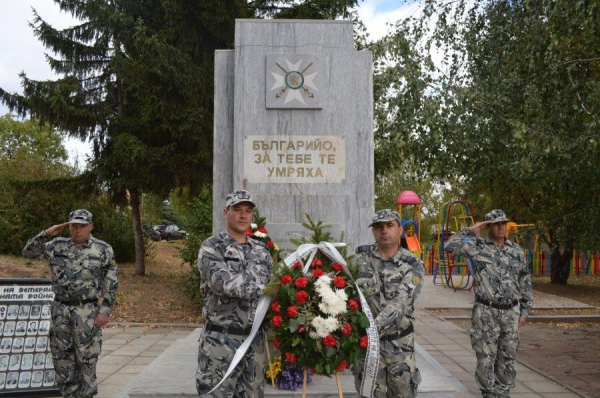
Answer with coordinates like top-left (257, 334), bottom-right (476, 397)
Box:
top-left (204, 323), bottom-right (251, 336)
top-left (54, 297), bottom-right (98, 306)
top-left (476, 296), bottom-right (518, 310)
top-left (381, 324), bottom-right (414, 342)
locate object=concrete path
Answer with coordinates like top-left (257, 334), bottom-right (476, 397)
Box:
top-left (95, 276), bottom-right (592, 397)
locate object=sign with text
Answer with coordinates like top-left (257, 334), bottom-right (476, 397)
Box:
top-left (0, 279), bottom-right (60, 396)
top-left (244, 135), bottom-right (345, 184)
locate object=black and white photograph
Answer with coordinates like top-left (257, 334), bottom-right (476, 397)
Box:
top-left (24, 336), bottom-right (36, 352)
top-left (41, 305), bottom-right (51, 319)
top-left (0, 371), bottom-right (5, 388)
top-left (18, 370), bottom-right (31, 388)
top-left (18, 305), bottom-right (30, 320)
top-left (0, 337), bottom-right (13, 353)
top-left (39, 320), bottom-right (50, 335)
top-left (31, 370), bottom-right (43, 388)
top-left (36, 336), bottom-right (48, 351)
top-left (0, 321), bottom-right (4, 334)
top-left (30, 305), bottom-right (41, 319)
top-left (3, 321), bottom-right (15, 336)
top-left (6, 305), bottom-right (18, 320)
top-left (43, 369), bottom-right (55, 386)
top-left (27, 320), bottom-right (38, 335)
top-left (15, 321), bottom-right (27, 336)
top-left (45, 353), bottom-right (53, 368)
top-left (12, 337), bottom-right (24, 353)
top-left (5, 372), bottom-right (18, 389)
top-left (9, 354), bottom-right (21, 371)
top-left (21, 353), bottom-right (33, 370)
top-left (0, 354), bottom-right (9, 371)
top-left (0, 305), bottom-right (6, 320)
top-left (33, 353), bottom-right (45, 369)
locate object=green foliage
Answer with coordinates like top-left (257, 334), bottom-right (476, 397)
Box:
top-left (178, 191), bottom-right (213, 307)
top-left (250, 0), bottom-right (361, 19)
top-left (87, 202), bottom-right (136, 263)
top-left (373, 1), bottom-right (600, 282)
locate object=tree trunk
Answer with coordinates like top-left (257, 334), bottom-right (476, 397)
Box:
top-left (550, 246), bottom-right (571, 285)
top-left (129, 187), bottom-right (146, 276)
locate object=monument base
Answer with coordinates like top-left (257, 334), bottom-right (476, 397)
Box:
top-left (117, 328), bottom-right (466, 397)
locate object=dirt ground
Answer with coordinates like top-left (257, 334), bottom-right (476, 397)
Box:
top-left (1, 245), bottom-right (599, 396)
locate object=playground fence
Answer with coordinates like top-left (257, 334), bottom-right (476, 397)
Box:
top-left (420, 245), bottom-right (599, 276)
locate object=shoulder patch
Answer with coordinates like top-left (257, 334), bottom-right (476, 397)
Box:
top-left (411, 274), bottom-right (422, 286)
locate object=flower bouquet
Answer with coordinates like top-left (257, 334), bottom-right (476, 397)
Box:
top-left (264, 216), bottom-right (372, 396)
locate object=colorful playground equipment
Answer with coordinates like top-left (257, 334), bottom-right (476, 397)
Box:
top-left (433, 200), bottom-right (476, 291)
top-left (395, 190), bottom-right (422, 255)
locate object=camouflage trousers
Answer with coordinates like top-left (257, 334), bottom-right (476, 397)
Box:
top-left (470, 303), bottom-right (520, 398)
top-left (353, 331), bottom-right (421, 398)
top-left (50, 301), bottom-right (102, 398)
top-left (196, 327), bottom-right (266, 397)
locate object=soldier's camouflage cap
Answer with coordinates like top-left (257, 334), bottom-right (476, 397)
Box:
top-left (485, 209), bottom-right (510, 223)
top-left (69, 209), bottom-right (93, 224)
top-left (225, 190), bottom-right (255, 208)
top-left (369, 209), bottom-right (401, 227)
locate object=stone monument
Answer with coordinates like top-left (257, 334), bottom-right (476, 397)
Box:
top-left (213, 19), bottom-right (373, 252)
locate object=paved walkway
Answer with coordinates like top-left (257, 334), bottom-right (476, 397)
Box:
top-left (95, 276), bottom-right (592, 397)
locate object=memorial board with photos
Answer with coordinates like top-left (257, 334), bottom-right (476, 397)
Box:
top-left (0, 279), bottom-right (60, 396)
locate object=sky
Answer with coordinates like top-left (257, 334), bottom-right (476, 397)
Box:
top-left (0, 0), bottom-right (419, 166)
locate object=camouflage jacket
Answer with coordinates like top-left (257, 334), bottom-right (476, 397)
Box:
top-left (198, 231), bottom-right (273, 330)
top-left (22, 231), bottom-right (119, 316)
top-left (445, 228), bottom-right (533, 317)
top-left (355, 244), bottom-right (425, 337)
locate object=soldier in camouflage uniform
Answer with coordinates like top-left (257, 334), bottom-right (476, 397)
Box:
top-left (22, 209), bottom-right (118, 398)
top-left (353, 209), bottom-right (425, 398)
top-left (445, 209), bottom-right (533, 398)
top-left (196, 190), bottom-right (273, 397)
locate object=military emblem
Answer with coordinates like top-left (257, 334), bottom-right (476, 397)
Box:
top-left (266, 55), bottom-right (323, 109)
top-left (411, 275), bottom-right (422, 286)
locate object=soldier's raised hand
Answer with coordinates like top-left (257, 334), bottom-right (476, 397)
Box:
top-left (468, 221), bottom-right (490, 235)
top-left (44, 222), bottom-right (70, 237)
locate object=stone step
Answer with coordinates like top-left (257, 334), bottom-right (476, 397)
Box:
top-left (118, 329), bottom-right (468, 398)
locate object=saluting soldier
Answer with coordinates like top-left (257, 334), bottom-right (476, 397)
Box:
top-left (354, 209), bottom-right (425, 398)
top-left (22, 209), bottom-right (118, 397)
top-left (196, 190), bottom-right (273, 397)
top-left (445, 209), bottom-right (533, 398)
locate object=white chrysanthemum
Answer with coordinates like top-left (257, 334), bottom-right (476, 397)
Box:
top-left (254, 231), bottom-right (267, 238)
top-left (311, 315), bottom-right (339, 338)
top-left (251, 223), bottom-right (258, 229)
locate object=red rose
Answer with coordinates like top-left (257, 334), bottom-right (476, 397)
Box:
top-left (287, 306), bottom-right (298, 318)
top-left (293, 261), bottom-right (302, 269)
top-left (311, 259), bottom-right (323, 268)
top-left (271, 301), bottom-right (280, 314)
top-left (258, 227), bottom-right (268, 234)
top-left (333, 276), bottom-right (346, 288)
top-left (246, 228), bottom-right (253, 236)
top-left (323, 334), bottom-right (337, 347)
top-left (360, 335), bottom-right (369, 349)
top-left (295, 277), bottom-right (308, 288)
top-left (285, 352), bottom-right (297, 363)
top-left (336, 360), bottom-right (348, 372)
top-left (267, 241), bottom-right (275, 248)
top-left (271, 316), bottom-right (283, 328)
top-left (273, 337), bottom-right (280, 349)
top-left (332, 262), bottom-right (344, 272)
top-left (341, 324), bottom-right (352, 336)
top-left (312, 269), bottom-right (324, 278)
top-left (295, 290), bottom-right (309, 304)
top-left (298, 324), bottom-right (305, 333)
top-left (280, 275), bottom-right (292, 285)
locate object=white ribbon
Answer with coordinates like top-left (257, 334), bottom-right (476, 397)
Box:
top-left (283, 242), bottom-right (379, 397)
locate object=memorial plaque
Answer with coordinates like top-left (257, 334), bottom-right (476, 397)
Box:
top-left (0, 279), bottom-right (60, 396)
top-left (244, 135), bottom-right (345, 184)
